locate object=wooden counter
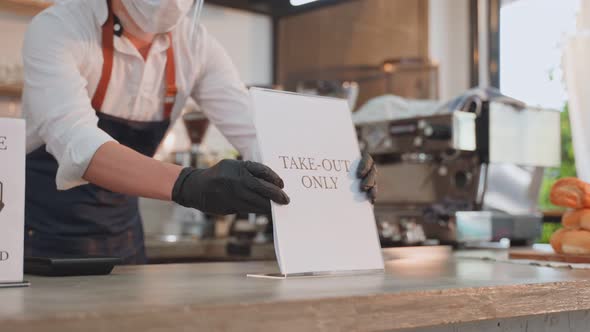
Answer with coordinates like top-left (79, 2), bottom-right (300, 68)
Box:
top-left (3, 247), bottom-right (590, 331)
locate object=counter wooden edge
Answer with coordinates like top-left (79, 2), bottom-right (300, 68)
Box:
top-left (4, 279), bottom-right (590, 332)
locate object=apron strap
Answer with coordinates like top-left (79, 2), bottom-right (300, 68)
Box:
top-left (91, 0), bottom-right (115, 112)
top-left (91, 0), bottom-right (177, 120)
top-left (164, 33), bottom-right (177, 119)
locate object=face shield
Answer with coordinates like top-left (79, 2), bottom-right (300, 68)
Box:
top-left (121, 0), bottom-right (204, 35)
top-left (189, 0), bottom-right (205, 40)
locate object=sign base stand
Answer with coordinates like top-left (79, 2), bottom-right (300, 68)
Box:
top-left (247, 269), bottom-right (384, 280)
top-left (0, 280), bottom-right (30, 288)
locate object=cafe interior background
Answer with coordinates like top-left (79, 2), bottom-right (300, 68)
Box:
top-left (0, 0), bottom-right (585, 263)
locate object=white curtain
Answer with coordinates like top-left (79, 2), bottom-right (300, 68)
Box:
top-left (564, 0), bottom-right (590, 182)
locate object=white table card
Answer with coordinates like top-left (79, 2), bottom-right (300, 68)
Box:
top-left (0, 118), bottom-right (26, 286)
top-left (250, 88), bottom-right (384, 276)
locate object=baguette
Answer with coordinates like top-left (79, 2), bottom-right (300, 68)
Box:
top-left (550, 178), bottom-right (590, 209)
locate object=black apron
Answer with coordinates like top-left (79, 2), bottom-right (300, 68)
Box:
top-left (25, 0), bottom-right (178, 265)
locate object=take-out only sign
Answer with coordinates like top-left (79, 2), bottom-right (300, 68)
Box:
top-left (278, 156), bottom-right (352, 190)
top-left (251, 88), bottom-right (384, 276)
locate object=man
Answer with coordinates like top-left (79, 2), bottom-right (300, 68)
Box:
top-left (23, 0), bottom-right (377, 264)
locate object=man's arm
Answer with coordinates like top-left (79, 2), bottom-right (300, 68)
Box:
top-left (84, 142), bottom-right (182, 200)
top-left (83, 142), bottom-right (290, 215)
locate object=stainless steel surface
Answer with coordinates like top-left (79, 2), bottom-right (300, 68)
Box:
top-left (452, 111), bottom-right (476, 151)
top-left (374, 159), bottom-right (479, 205)
top-left (358, 113), bottom-right (476, 155)
top-left (455, 211), bottom-right (492, 242)
top-left (489, 103), bottom-right (561, 167)
top-left (0, 281), bottom-right (29, 288)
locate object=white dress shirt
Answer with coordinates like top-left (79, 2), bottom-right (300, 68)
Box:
top-left (23, 0), bottom-right (258, 190)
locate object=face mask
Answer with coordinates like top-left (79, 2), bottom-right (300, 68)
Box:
top-left (122, 0), bottom-right (194, 33)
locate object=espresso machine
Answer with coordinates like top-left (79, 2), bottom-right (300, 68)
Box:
top-left (162, 111), bottom-right (214, 239)
top-left (356, 89), bottom-right (561, 246)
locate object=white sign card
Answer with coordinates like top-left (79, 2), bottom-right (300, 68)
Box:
top-left (250, 88), bottom-right (384, 276)
top-left (0, 118), bottom-right (25, 285)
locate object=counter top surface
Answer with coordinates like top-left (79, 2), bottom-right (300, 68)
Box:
top-left (3, 247), bottom-right (590, 331)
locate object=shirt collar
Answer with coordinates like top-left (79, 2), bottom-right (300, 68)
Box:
top-left (113, 33), bottom-right (171, 57)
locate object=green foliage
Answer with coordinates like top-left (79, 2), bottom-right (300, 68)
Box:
top-left (540, 222), bottom-right (562, 244)
top-left (538, 103), bottom-right (577, 210)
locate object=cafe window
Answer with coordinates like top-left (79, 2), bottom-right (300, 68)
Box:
top-left (499, 0), bottom-right (580, 211)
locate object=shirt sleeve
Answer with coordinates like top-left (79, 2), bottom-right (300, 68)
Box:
top-left (22, 11), bottom-right (116, 190)
top-left (190, 27), bottom-right (261, 162)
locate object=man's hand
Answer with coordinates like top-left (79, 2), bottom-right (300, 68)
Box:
top-left (172, 160), bottom-right (290, 215)
top-left (357, 152), bottom-right (377, 203)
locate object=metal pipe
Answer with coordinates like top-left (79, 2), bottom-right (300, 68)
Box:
top-left (477, 0), bottom-right (490, 88)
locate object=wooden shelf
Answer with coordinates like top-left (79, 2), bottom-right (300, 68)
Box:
top-left (0, 0), bottom-right (52, 16)
top-left (0, 83), bottom-right (23, 98)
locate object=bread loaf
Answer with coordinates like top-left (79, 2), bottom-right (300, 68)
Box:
top-left (550, 228), bottom-right (566, 253)
top-left (561, 229), bottom-right (590, 255)
top-left (550, 178), bottom-right (590, 209)
top-left (562, 209), bottom-right (590, 230)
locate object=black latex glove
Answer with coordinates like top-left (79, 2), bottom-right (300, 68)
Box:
top-left (357, 152), bottom-right (377, 204)
top-left (172, 160), bottom-right (290, 215)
